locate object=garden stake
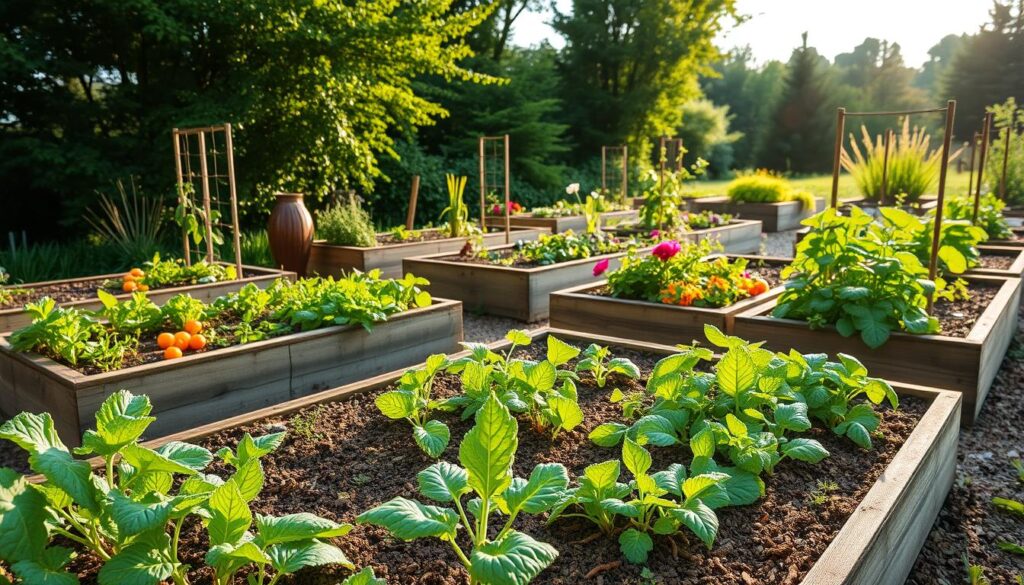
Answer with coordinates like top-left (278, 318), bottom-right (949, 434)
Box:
top-left (928, 100), bottom-right (957, 312)
top-left (880, 128), bottom-right (892, 206)
top-left (830, 107), bottom-right (846, 209)
top-left (967, 131), bottom-right (979, 207)
top-left (405, 175), bottom-right (420, 230)
top-left (1000, 105), bottom-right (1016, 200)
top-left (974, 112), bottom-right (993, 223)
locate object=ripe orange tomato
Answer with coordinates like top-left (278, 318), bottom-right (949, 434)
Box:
top-left (130, 268), bottom-right (145, 278)
top-left (122, 281), bottom-right (138, 292)
top-left (138, 284), bottom-right (150, 292)
top-left (157, 332), bottom-right (175, 349)
top-left (184, 319), bottom-right (203, 335)
top-left (163, 346), bottom-right (183, 360)
top-left (188, 334), bottom-right (207, 350)
top-left (123, 273), bottom-right (136, 282)
top-left (173, 331), bottom-right (192, 350)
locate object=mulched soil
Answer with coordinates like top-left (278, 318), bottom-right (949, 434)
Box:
top-left (931, 282), bottom-right (1000, 338)
top-left (1, 343), bottom-right (927, 585)
top-left (376, 230), bottom-right (456, 245)
top-left (438, 245), bottom-right (634, 269)
top-left (0, 271), bottom-right (262, 310)
top-left (978, 253), bottom-right (1018, 271)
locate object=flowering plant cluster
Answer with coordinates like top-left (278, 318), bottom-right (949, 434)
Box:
top-left (490, 201), bottom-right (525, 215)
top-left (682, 210), bottom-right (732, 230)
top-left (601, 239), bottom-right (771, 308)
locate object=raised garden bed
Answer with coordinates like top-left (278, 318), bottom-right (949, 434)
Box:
top-left (689, 196), bottom-right (826, 232)
top-left (0, 263), bottom-right (293, 333)
top-left (733, 275), bottom-right (1020, 425)
top-left (307, 227), bottom-right (547, 279)
top-left (38, 328), bottom-right (961, 585)
top-left (840, 198), bottom-right (938, 216)
top-left (549, 255), bottom-right (789, 345)
top-left (985, 226), bottom-right (1024, 247)
top-left (404, 244), bottom-right (648, 322)
top-left (484, 209), bottom-right (639, 233)
top-left (0, 298), bottom-right (463, 446)
top-left (613, 219), bottom-right (763, 254)
top-left (967, 245), bottom-right (1024, 278)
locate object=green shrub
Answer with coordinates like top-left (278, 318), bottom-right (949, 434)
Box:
top-left (984, 98), bottom-right (1024, 204)
top-left (943, 193), bottom-right (1012, 240)
top-left (726, 174), bottom-right (816, 210)
top-left (316, 200), bottom-right (377, 247)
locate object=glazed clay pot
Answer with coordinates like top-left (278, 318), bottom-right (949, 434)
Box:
top-left (267, 193), bottom-right (314, 276)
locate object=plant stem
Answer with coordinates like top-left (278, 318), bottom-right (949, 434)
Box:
top-left (453, 497), bottom-right (477, 543)
top-left (105, 456), bottom-right (116, 490)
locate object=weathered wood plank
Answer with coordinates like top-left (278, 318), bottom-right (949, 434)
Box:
top-left (690, 196), bottom-right (825, 232)
top-left (483, 210), bottom-right (639, 233)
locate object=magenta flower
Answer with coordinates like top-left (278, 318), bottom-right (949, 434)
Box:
top-left (652, 240), bottom-right (681, 261)
top-left (593, 258), bottom-right (610, 276)
top-left (649, 229), bottom-right (661, 239)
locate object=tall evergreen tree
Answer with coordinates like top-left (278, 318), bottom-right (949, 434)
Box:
top-left (759, 33), bottom-right (837, 173)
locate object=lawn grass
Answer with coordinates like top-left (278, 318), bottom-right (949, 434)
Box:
top-left (683, 170), bottom-right (974, 201)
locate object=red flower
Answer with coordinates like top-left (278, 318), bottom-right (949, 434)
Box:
top-left (652, 240), bottom-right (681, 261)
top-left (593, 258), bottom-right (610, 276)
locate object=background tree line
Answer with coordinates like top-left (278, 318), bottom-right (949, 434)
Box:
top-left (1, 0), bottom-right (1022, 241)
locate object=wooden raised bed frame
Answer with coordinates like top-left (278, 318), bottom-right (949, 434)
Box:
top-left (689, 196), bottom-right (826, 232)
top-left (0, 264), bottom-right (294, 333)
top-left (404, 245), bottom-right (651, 322)
top-left (483, 209), bottom-right (639, 233)
top-left (733, 275), bottom-right (1020, 425)
top-left (968, 245), bottom-right (1024, 278)
top-left (307, 228), bottom-right (547, 279)
top-left (65, 328), bottom-right (959, 585)
top-left (612, 219), bottom-right (763, 254)
top-left (549, 255), bottom-right (789, 345)
top-left (0, 298), bottom-right (464, 446)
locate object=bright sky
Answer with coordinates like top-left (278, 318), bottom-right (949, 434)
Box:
top-left (512, 0), bottom-right (994, 68)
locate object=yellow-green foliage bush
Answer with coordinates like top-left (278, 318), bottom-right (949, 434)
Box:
top-left (316, 199), bottom-right (377, 247)
top-left (726, 174), bottom-right (815, 210)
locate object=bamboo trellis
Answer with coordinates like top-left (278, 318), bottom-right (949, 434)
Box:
top-left (172, 124), bottom-right (243, 274)
top-left (479, 135), bottom-right (511, 244)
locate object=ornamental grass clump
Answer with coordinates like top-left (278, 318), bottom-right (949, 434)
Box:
top-left (316, 198), bottom-right (376, 247)
top-left (726, 172), bottom-right (815, 210)
top-left (841, 119), bottom-right (961, 203)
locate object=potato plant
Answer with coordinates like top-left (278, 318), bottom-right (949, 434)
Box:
top-left (0, 390), bottom-right (362, 585)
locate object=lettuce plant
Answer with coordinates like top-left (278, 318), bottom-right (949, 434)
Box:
top-left (575, 343), bottom-right (640, 388)
top-left (0, 390), bottom-right (357, 585)
top-left (359, 394), bottom-right (569, 585)
top-left (443, 331), bottom-right (585, 439)
top-left (375, 354), bottom-right (453, 457)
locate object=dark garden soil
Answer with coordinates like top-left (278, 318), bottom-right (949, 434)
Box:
top-left (0, 271), bottom-right (262, 310)
top-left (931, 282), bottom-right (1000, 338)
top-left (0, 343), bottom-right (929, 585)
top-left (978, 253), bottom-right (1017, 271)
top-left (376, 228), bottom-right (520, 246)
top-left (438, 246), bottom-right (634, 269)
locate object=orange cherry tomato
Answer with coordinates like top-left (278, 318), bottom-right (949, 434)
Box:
top-left (157, 332), bottom-right (175, 349)
top-left (138, 284), bottom-right (150, 292)
top-left (163, 346), bottom-right (183, 360)
top-left (173, 331), bottom-right (192, 350)
top-left (184, 319), bottom-right (203, 335)
top-left (122, 281), bottom-right (138, 293)
top-left (123, 273), bottom-right (136, 282)
top-left (130, 268), bottom-right (145, 278)
top-left (188, 334), bottom-right (207, 350)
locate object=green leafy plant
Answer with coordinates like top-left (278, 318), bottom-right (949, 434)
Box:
top-left (637, 148), bottom-right (708, 231)
top-left (105, 254), bottom-right (237, 291)
top-left (316, 198), bottom-right (377, 247)
top-left (358, 394), bottom-right (569, 585)
top-left (841, 119), bottom-right (962, 203)
top-left (984, 97), bottom-right (1024, 204)
top-left (97, 290), bottom-right (163, 335)
top-left (85, 177), bottom-right (165, 262)
top-left (376, 354), bottom-right (454, 457)
top-left (440, 174), bottom-right (472, 238)
top-left (496, 230), bottom-right (634, 267)
top-left (9, 299), bottom-right (133, 371)
top-left (943, 192), bottom-right (1013, 241)
top-left (726, 172), bottom-right (815, 210)
top-left (444, 331), bottom-right (584, 439)
top-left (774, 207), bottom-right (940, 348)
top-left (175, 191), bottom-right (225, 249)
top-left (0, 390), bottom-right (358, 585)
top-left (874, 207), bottom-right (986, 276)
top-left (575, 343), bottom-right (640, 388)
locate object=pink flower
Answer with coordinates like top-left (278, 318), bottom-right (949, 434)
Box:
top-left (649, 229), bottom-right (661, 239)
top-left (652, 240), bottom-right (681, 261)
top-left (593, 258), bottom-right (610, 276)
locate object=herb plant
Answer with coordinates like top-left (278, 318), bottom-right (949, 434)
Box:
top-left (316, 198), bottom-right (377, 247)
top-left (576, 343), bottom-right (640, 387)
top-left (359, 394), bottom-right (569, 585)
top-left (376, 354), bottom-right (454, 457)
top-left (0, 390), bottom-right (359, 585)
top-left (440, 174), bottom-right (473, 238)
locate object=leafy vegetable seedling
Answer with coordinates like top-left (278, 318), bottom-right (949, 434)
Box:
top-left (576, 343), bottom-right (641, 388)
top-left (376, 354), bottom-right (454, 457)
top-left (359, 394), bottom-right (569, 585)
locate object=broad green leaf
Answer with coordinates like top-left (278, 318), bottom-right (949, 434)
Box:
top-left (0, 467), bottom-right (50, 563)
top-left (155, 442), bottom-right (213, 472)
top-left (206, 541), bottom-right (270, 575)
top-left (29, 450), bottom-right (97, 512)
top-left (356, 497), bottom-right (459, 540)
top-left (525, 361), bottom-right (556, 392)
top-left (600, 498), bottom-right (642, 518)
top-left (0, 412), bottom-right (67, 456)
top-left (207, 480), bottom-right (252, 546)
top-left (417, 462), bottom-right (469, 503)
top-left (505, 330), bottom-right (533, 346)
top-left (607, 358), bottom-right (641, 379)
top-left (781, 438), bottom-right (830, 463)
top-left (98, 544), bottom-right (175, 585)
top-left (547, 396), bottom-right (583, 432)
top-left (703, 324), bottom-right (733, 349)
top-left (993, 497), bottom-right (1024, 517)
top-left (268, 540), bottom-right (353, 575)
top-left (690, 428), bottom-right (717, 458)
top-left (717, 349), bottom-right (755, 397)
top-left (412, 420), bottom-right (451, 458)
top-left (618, 528), bottom-right (653, 564)
top-left (256, 513), bottom-right (352, 546)
top-left (938, 245), bottom-right (967, 274)
top-left (502, 463), bottom-right (569, 515)
top-left (682, 473), bottom-right (728, 501)
top-left (11, 558), bottom-right (79, 585)
top-left (341, 567), bottom-right (387, 585)
top-left (583, 460), bottom-right (621, 490)
top-left (622, 438), bottom-right (651, 478)
top-left (109, 490), bottom-right (174, 536)
top-left (721, 468), bottom-right (765, 506)
top-left (235, 432), bottom-right (285, 465)
top-left (589, 423), bottom-right (627, 447)
top-left (724, 414), bottom-right (748, 438)
top-left (774, 403), bottom-right (812, 433)
top-left (470, 530), bottom-right (558, 585)
top-left (460, 395), bottom-right (517, 499)
top-left (670, 499), bottom-right (719, 549)
top-left (634, 415), bottom-right (678, 447)
top-left (651, 463), bottom-right (687, 497)
top-left (78, 390), bottom-right (155, 456)
top-left (546, 336), bottom-right (580, 367)
top-left (375, 391), bottom-right (417, 420)
top-left (120, 444), bottom-right (197, 477)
